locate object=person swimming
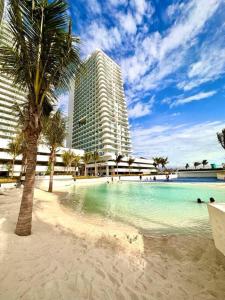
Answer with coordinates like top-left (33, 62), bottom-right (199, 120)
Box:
top-left (209, 197), bottom-right (215, 203)
top-left (197, 198), bottom-right (204, 203)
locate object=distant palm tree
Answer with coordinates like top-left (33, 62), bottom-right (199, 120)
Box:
top-left (152, 157), bottom-right (161, 169)
top-left (115, 154), bottom-right (123, 175)
top-left (0, 0), bottom-right (81, 236)
top-left (161, 157), bottom-right (169, 169)
top-left (217, 129), bottom-right (225, 150)
top-left (92, 151), bottom-right (100, 176)
top-left (7, 135), bottom-right (23, 178)
top-left (72, 155), bottom-right (81, 176)
top-left (62, 150), bottom-right (75, 175)
top-left (185, 163), bottom-right (189, 170)
top-left (194, 162), bottom-right (201, 169)
top-left (127, 157), bottom-right (135, 174)
top-left (202, 160), bottom-right (208, 169)
top-left (43, 110), bottom-right (67, 192)
top-left (82, 152), bottom-right (92, 176)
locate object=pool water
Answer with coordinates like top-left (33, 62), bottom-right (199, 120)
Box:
top-left (64, 182), bottom-right (225, 235)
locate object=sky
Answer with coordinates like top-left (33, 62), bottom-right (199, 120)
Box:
top-left (61, 0), bottom-right (225, 167)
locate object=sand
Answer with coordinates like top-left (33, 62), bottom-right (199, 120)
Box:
top-left (1, 188), bottom-right (225, 300)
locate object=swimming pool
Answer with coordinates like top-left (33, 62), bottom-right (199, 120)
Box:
top-left (64, 182), bottom-right (225, 235)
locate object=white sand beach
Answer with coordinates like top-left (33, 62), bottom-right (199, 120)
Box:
top-left (1, 188), bottom-right (225, 300)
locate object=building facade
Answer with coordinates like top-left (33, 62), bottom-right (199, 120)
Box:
top-left (0, 12), bottom-right (27, 140)
top-left (69, 50), bottom-right (132, 159)
top-left (68, 50), bottom-right (155, 175)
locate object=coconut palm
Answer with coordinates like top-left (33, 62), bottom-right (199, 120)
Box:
top-left (194, 162), bottom-right (201, 169)
top-left (43, 110), bottom-right (67, 192)
top-left (72, 155), bottom-right (81, 176)
top-left (0, 0), bottom-right (81, 236)
top-left (92, 151), bottom-right (100, 176)
top-left (202, 160), bottom-right (208, 169)
top-left (62, 150), bottom-right (75, 174)
top-left (127, 157), bottom-right (135, 174)
top-left (152, 157), bottom-right (161, 169)
top-left (7, 135), bottom-right (23, 177)
top-left (217, 129), bottom-right (225, 150)
top-left (82, 152), bottom-right (92, 176)
top-left (161, 157), bottom-right (169, 169)
top-left (115, 154), bottom-right (123, 175)
top-left (185, 163), bottom-right (189, 170)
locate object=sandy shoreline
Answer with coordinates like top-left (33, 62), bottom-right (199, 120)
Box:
top-left (1, 188), bottom-right (225, 300)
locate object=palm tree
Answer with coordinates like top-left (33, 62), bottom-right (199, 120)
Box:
top-left (194, 162), bottom-right (201, 169)
top-left (185, 163), bottom-right (189, 170)
top-left (82, 152), bottom-right (92, 176)
top-left (0, 0), bottom-right (4, 22)
top-left (72, 155), bottom-right (81, 176)
top-left (202, 160), bottom-right (208, 169)
top-left (0, 0), bottom-right (81, 236)
top-left (7, 135), bottom-right (23, 177)
top-left (115, 154), bottom-right (123, 175)
top-left (127, 157), bottom-right (135, 174)
top-left (161, 157), bottom-right (169, 169)
top-left (43, 110), bottom-right (67, 192)
top-left (217, 129), bottom-right (225, 150)
top-left (62, 150), bottom-right (75, 174)
top-left (152, 157), bottom-right (161, 169)
top-left (92, 151), bottom-right (100, 176)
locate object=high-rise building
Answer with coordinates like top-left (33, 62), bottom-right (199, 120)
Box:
top-left (0, 10), bottom-right (27, 140)
top-left (69, 50), bottom-right (132, 159)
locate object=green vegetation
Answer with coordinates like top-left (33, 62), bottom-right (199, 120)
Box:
top-left (114, 154), bottom-right (123, 175)
top-left (7, 135), bottom-right (23, 178)
top-left (0, 0), bottom-right (81, 236)
top-left (127, 157), bottom-right (135, 174)
top-left (43, 110), bottom-right (67, 192)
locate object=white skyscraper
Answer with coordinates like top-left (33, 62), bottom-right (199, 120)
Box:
top-left (69, 49), bottom-right (132, 159)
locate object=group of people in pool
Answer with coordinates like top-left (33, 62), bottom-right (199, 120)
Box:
top-left (197, 197), bottom-right (215, 204)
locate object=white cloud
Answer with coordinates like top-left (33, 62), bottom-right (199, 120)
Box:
top-left (87, 0), bottom-right (101, 14)
top-left (120, 0), bottom-right (222, 99)
top-left (81, 23), bottom-right (121, 56)
top-left (128, 102), bottom-right (152, 118)
top-left (178, 42), bottom-right (225, 90)
top-left (132, 121), bottom-right (225, 166)
top-left (170, 91), bottom-right (217, 107)
top-left (117, 12), bottom-right (137, 34)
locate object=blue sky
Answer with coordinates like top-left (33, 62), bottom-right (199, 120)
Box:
top-left (62, 0), bottom-right (225, 166)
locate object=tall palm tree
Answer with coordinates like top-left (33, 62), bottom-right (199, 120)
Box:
top-left (82, 152), bottom-right (92, 176)
top-left (217, 129), bottom-right (225, 150)
top-left (0, 0), bottom-right (81, 236)
top-left (115, 154), bottom-right (123, 175)
top-left (7, 135), bottom-right (23, 177)
top-left (43, 110), bottom-right (67, 192)
top-left (72, 155), bottom-right (81, 176)
top-left (62, 150), bottom-right (75, 174)
top-left (127, 157), bottom-right (135, 174)
top-left (92, 151), bottom-right (100, 176)
top-left (202, 160), bottom-right (208, 169)
top-left (185, 163), bottom-right (189, 170)
top-left (194, 162), bottom-right (201, 169)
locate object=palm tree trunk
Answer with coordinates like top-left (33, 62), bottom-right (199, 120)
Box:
top-left (95, 162), bottom-right (97, 176)
top-left (48, 147), bottom-right (55, 193)
top-left (15, 131), bottom-right (38, 236)
top-left (84, 164), bottom-right (87, 176)
top-left (11, 157), bottom-right (15, 178)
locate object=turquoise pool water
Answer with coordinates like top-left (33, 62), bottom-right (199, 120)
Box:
top-left (64, 182), bottom-right (225, 235)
